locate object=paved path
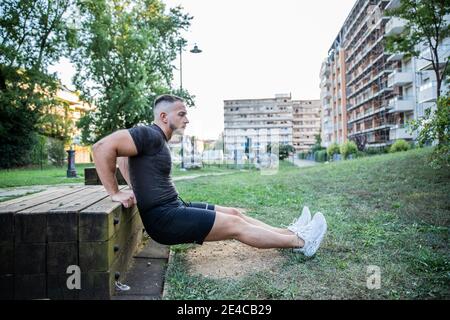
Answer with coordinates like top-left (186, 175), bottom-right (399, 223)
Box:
top-left (286, 156), bottom-right (318, 168)
top-left (112, 237), bottom-right (170, 300)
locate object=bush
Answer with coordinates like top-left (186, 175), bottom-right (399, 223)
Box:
top-left (47, 138), bottom-right (66, 167)
top-left (409, 95), bottom-right (449, 169)
top-left (340, 141), bottom-right (358, 159)
top-left (327, 143), bottom-right (340, 158)
top-left (366, 146), bottom-right (389, 155)
top-left (314, 150), bottom-right (328, 162)
top-left (389, 139), bottom-right (411, 153)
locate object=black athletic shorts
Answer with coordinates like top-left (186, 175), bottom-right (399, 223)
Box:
top-left (139, 196), bottom-right (216, 245)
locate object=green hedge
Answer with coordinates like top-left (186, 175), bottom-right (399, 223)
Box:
top-left (314, 150), bottom-right (328, 162)
top-left (327, 143), bottom-right (340, 158)
top-left (389, 139), bottom-right (411, 153)
top-left (340, 141), bottom-right (358, 159)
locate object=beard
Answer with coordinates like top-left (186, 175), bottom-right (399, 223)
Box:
top-left (170, 121), bottom-right (185, 136)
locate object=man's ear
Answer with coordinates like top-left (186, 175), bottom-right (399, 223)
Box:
top-left (160, 112), bottom-right (168, 124)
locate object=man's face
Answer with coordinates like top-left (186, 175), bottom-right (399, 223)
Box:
top-left (168, 101), bottom-right (189, 134)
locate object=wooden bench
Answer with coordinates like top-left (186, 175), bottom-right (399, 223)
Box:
top-left (0, 185), bottom-right (143, 300)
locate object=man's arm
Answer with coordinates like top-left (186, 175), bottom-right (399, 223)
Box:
top-left (117, 157), bottom-right (132, 188)
top-left (92, 130), bottom-right (138, 208)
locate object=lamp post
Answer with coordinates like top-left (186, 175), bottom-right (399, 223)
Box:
top-left (178, 40), bottom-right (202, 170)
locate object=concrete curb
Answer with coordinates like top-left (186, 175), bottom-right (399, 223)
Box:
top-left (161, 249), bottom-right (175, 300)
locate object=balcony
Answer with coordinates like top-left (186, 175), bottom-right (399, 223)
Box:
top-left (387, 96), bottom-right (415, 113)
top-left (418, 81), bottom-right (438, 103)
top-left (387, 52), bottom-right (405, 62)
top-left (385, 17), bottom-right (406, 36)
top-left (320, 78), bottom-right (331, 87)
top-left (320, 64), bottom-right (331, 77)
top-left (320, 88), bottom-right (331, 100)
top-left (389, 125), bottom-right (413, 140)
top-left (387, 70), bottom-right (413, 87)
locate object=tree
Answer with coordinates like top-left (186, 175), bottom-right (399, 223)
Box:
top-left (410, 95), bottom-right (450, 168)
top-left (353, 135), bottom-right (367, 151)
top-left (278, 144), bottom-right (295, 160)
top-left (385, 0), bottom-right (450, 146)
top-left (0, 0), bottom-right (75, 168)
top-left (70, 0), bottom-right (194, 144)
top-left (311, 132), bottom-right (325, 153)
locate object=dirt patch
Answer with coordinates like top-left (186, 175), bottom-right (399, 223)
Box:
top-left (185, 240), bottom-right (286, 279)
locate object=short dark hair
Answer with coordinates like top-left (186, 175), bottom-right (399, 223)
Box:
top-left (154, 94), bottom-right (184, 109)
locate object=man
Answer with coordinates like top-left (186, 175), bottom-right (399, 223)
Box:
top-left (92, 94), bottom-right (327, 257)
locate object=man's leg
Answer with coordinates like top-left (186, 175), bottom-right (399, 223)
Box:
top-left (215, 205), bottom-right (293, 235)
top-left (204, 211), bottom-right (304, 249)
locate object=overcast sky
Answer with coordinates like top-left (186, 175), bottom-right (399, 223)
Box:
top-left (51, 0), bottom-right (357, 140)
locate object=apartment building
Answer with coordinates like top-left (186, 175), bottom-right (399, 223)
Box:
top-left (385, 0), bottom-right (449, 143)
top-left (223, 94), bottom-right (321, 160)
top-left (343, 0), bottom-right (394, 148)
top-left (320, 0), bottom-right (449, 149)
top-left (320, 38), bottom-right (348, 148)
top-left (292, 100), bottom-right (322, 152)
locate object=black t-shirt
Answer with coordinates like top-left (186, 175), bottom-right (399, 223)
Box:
top-left (128, 124), bottom-right (178, 212)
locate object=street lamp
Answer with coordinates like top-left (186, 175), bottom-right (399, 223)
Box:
top-left (178, 40), bottom-right (202, 170)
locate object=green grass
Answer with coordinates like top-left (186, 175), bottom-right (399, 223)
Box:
top-left (0, 163), bottom-right (242, 188)
top-left (0, 163), bottom-right (93, 188)
top-left (165, 147), bottom-right (450, 300)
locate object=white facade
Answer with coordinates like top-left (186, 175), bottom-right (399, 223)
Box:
top-left (224, 94), bottom-right (321, 161)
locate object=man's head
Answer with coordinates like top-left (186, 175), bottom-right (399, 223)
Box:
top-left (153, 94), bottom-right (189, 134)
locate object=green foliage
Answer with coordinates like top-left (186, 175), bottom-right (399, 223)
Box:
top-left (298, 152), bottom-right (309, 160)
top-left (71, 0), bottom-right (194, 143)
top-left (409, 95), bottom-right (450, 168)
top-left (30, 134), bottom-right (49, 166)
top-left (279, 144), bottom-right (295, 160)
top-left (39, 102), bottom-right (73, 143)
top-left (327, 143), bottom-right (340, 158)
top-left (314, 150), bottom-right (328, 162)
top-left (167, 148), bottom-right (450, 299)
top-left (311, 133), bottom-right (325, 153)
top-left (385, 0), bottom-right (449, 148)
top-left (0, 0), bottom-right (75, 168)
top-left (340, 141), bottom-right (358, 159)
top-left (385, 0), bottom-right (450, 60)
top-left (389, 139), bottom-right (411, 153)
top-left (47, 137), bottom-right (66, 167)
top-left (355, 150), bottom-right (367, 158)
top-left (366, 146), bottom-right (389, 155)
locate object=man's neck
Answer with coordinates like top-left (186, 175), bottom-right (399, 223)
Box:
top-left (154, 122), bottom-right (171, 141)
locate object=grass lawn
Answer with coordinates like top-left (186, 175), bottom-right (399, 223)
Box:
top-left (0, 163), bottom-right (242, 188)
top-left (165, 147), bottom-right (450, 299)
top-left (0, 163), bottom-right (92, 188)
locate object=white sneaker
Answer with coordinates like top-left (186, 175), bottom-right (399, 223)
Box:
top-left (287, 206), bottom-right (311, 233)
top-left (293, 212), bottom-right (327, 257)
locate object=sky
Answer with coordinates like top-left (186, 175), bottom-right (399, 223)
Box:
top-left (51, 0), bottom-right (357, 140)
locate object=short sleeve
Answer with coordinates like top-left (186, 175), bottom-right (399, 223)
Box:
top-left (128, 125), bottom-right (162, 155)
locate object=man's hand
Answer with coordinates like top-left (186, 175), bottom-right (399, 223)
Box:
top-left (111, 190), bottom-right (136, 208)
